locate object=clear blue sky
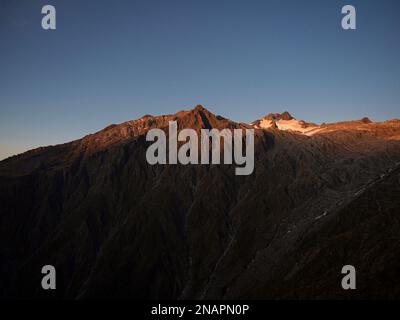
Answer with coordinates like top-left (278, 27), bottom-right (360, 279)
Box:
top-left (1, 0), bottom-right (399, 160)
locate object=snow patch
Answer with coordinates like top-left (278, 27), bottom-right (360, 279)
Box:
top-left (255, 118), bottom-right (323, 136)
top-left (315, 211), bottom-right (328, 220)
top-left (258, 118), bottom-right (274, 129)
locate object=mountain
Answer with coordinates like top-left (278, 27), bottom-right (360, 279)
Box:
top-left (252, 111), bottom-right (321, 135)
top-left (1, 105), bottom-right (400, 299)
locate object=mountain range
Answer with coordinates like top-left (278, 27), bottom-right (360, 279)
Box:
top-left (1, 105), bottom-right (400, 299)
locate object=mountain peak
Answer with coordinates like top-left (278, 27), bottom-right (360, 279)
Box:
top-left (194, 104), bottom-right (207, 112)
top-left (281, 111), bottom-right (294, 120)
top-left (252, 111), bottom-right (324, 136)
top-left (360, 117), bottom-right (372, 124)
top-left (264, 111), bottom-right (294, 121)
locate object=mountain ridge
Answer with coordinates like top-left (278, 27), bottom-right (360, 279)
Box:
top-left (1, 104), bottom-right (400, 299)
top-left (1, 105), bottom-right (399, 165)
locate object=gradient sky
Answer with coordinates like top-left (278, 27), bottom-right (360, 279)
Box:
top-left (1, 0), bottom-right (399, 160)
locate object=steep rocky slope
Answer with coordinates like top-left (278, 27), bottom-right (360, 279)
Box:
top-left (1, 105), bottom-right (400, 299)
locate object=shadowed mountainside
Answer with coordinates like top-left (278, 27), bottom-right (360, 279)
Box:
top-left (1, 105), bottom-right (400, 299)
